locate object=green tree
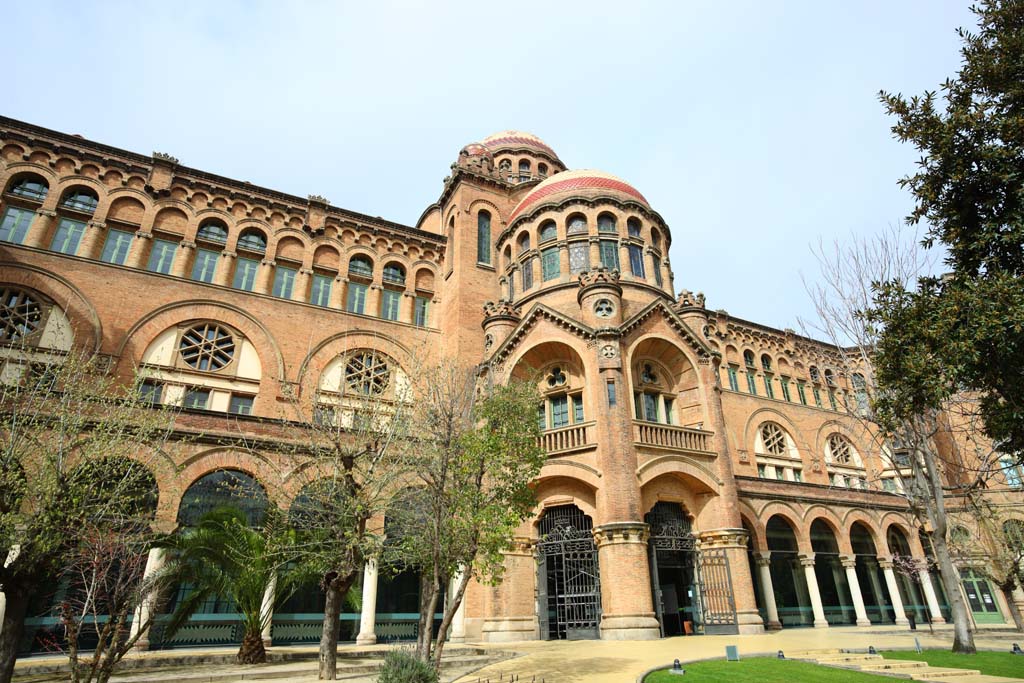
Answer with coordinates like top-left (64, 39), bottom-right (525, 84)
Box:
top-left (386, 363), bottom-right (544, 671)
top-left (877, 0), bottom-right (1024, 458)
top-left (154, 507), bottom-right (310, 664)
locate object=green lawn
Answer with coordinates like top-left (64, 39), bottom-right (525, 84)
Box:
top-left (643, 658), bottom-right (894, 683)
top-left (883, 649), bottom-right (1024, 679)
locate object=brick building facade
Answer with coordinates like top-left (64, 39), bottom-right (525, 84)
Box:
top-left (1, 118), bottom-right (1021, 649)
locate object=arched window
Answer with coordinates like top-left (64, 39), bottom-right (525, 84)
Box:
top-left (477, 210), bottom-right (491, 265)
top-left (651, 227), bottom-right (661, 248)
top-left (824, 369), bottom-right (836, 386)
top-left (236, 229), bottom-right (266, 253)
top-left (196, 220), bottom-right (228, 244)
top-left (539, 220), bottom-right (557, 243)
top-left (382, 262), bottom-right (406, 285)
top-left (59, 187), bottom-right (98, 214)
top-left (538, 364), bottom-right (585, 430)
top-left (518, 159), bottom-right (531, 181)
top-left (761, 354), bottom-right (773, 371)
top-left (0, 287), bottom-right (44, 343)
top-left (177, 469), bottom-right (268, 527)
top-left (851, 372), bottom-right (869, 414)
top-left (348, 255), bottom-right (373, 279)
top-left (538, 163), bottom-right (548, 177)
top-left (597, 213), bottom-right (617, 234)
top-left (499, 159), bottom-right (511, 175)
top-left (7, 174), bottom-right (48, 201)
top-left (566, 214), bottom-right (588, 235)
top-left (517, 232), bottom-right (531, 254)
top-left (743, 350), bottom-right (755, 368)
top-left (755, 422), bottom-right (802, 481)
top-left (627, 217), bottom-right (642, 237)
top-left (809, 365), bottom-right (821, 382)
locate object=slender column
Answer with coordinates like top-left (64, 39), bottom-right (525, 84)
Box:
top-left (25, 209), bottom-right (57, 247)
top-left (0, 545), bottom-right (22, 639)
top-left (130, 548), bottom-right (165, 650)
top-left (126, 231), bottom-right (153, 269)
top-left (171, 242), bottom-right (195, 278)
top-left (799, 554), bottom-right (829, 628)
top-left (401, 291), bottom-right (415, 324)
top-left (840, 555), bottom-right (871, 626)
top-left (588, 238), bottom-right (600, 269)
top-left (356, 559), bottom-right (378, 645)
top-left (77, 220), bottom-right (107, 259)
top-left (329, 276), bottom-right (346, 309)
top-left (292, 268), bottom-right (313, 303)
top-left (365, 285), bottom-right (381, 318)
top-left (879, 557), bottom-right (909, 625)
top-left (260, 575), bottom-right (276, 648)
top-left (617, 239), bottom-right (630, 277)
top-left (918, 569), bottom-right (946, 624)
top-left (755, 552), bottom-right (781, 629)
top-left (254, 258), bottom-right (275, 295)
top-left (448, 568), bottom-right (467, 643)
top-left (214, 251), bottom-right (236, 286)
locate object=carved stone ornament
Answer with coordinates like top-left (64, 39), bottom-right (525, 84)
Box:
top-left (600, 344), bottom-right (617, 359)
top-left (152, 151), bottom-right (179, 164)
top-left (484, 334), bottom-right (494, 351)
top-left (307, 194), bottom-right (330, 205)
top-left (578, 267), bottom-right (621, 290)
top-left (482, 299), bottom-right (521, 320)
top-left (594, 298), bottom-right (614, 318)
top-left (677, 289), bottom-right (706, 308)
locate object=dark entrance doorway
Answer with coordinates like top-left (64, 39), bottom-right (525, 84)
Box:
top-left (536, 505), bottom-right (601, 640)
top-left (646, 502), bottom-right (698, 636)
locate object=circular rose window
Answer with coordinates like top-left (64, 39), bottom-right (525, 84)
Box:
top-left (179, 323), bottom-right (236, 371)
top-left (0, 287), bottom-right (43, 342)
top-left (345, 351), bottom-right (391, 395)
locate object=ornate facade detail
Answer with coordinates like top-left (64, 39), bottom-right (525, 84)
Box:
top-left (307, 194), bottom-right (330, 205)
top-left (482, 299), bottom-right (521, 321)
top-left (152, 151), bottom-right (178, 164)
top-left (676, 289), bottom-right (705, 309)
top-left (593, 522), bottom-right (649, 546)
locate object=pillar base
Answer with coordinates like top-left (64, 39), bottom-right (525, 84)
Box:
top-left (261, 636), bottom-right (272, 648)
top-left (856, 619), bottom-right (872, 627)
top-left (894, 617), bottom-right (909, 626)
top-left (448, 635), bottom-right (466, 644)
top-left (813, 621), bottom-right (830, 629)
top-left (481, 616), bottom-right (536, 642)
top-left (930, 617), bottom-right (946, 624)
top-left (356, 633), bottom-right (377, 645)
top-left (737, 609), bottom-right (765, 634)
top-left (599, 614), bottom-right (661, 640)
top-left (764, 620), bottom-right (783, 631)
top-left (132, 638), bottom-right (151, 652)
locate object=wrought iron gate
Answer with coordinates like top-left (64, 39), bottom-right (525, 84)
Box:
top-left (695, 548), bottom-right (738, 634)
top-left (536, 506), bottom-right (601, 640)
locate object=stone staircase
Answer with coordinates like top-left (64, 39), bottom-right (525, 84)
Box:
top-left (790, 649), bottom-right (1024, 683)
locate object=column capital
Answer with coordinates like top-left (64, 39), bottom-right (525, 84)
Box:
top-left (221, 250), bottom-right (237, 259)
top-left (135, 231), bottom-right (153, 240)
top-left (35, 209), bottom-right (57, 218)
top-left (754, 551), bottom-right (772, 567)
top-left (261, 258), bottom-right (276, 266)
top-left (87, 220), bottom-right (106, 230)
top-left (299, 267), bottom-right (314, 275)
top-left (696, 528), bottom-right (749, 550)
top-left (877, 556), bottom-right (894, 570)
top-left (840, 554), bottom-right (858, 569)
top-left (180, 241), bottom-right (196, 250)
top-left (593, 522), bottom-right (648, 546)
top-left (798, 553), bottom-right (816, 568)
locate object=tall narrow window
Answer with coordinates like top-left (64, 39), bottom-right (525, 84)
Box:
top-left (273, 264), bottom-right (297, 298)
top-left (477, 211), bottom-right (491, 264)
top-left (606, 379), bottom-right (617, 406)
top-left (763, 373), bottom-right (775, 399)
top-left (550, 394), bottom-right (569, 428)
top-left (50, 218), bottom-right (86, 255)
top-left (746, 371), bottom-right (757, 395)
top-left (541, 247), bottom-right (559, 281)
top-left (539, 221), bottom-right (557, 243)
top-left (828, 390), bottom-right (838, 411)
top-left (627, 217), bottom-right (642, 237)
top-left (381, 289), bottom-right (401, 321)
top-left (191, 248), bottom-right (219, 283)
top-left (726, 365), bottom-right (739, 391)
top-left (852, 372), bottom-right (869, 414)
top-left (347, 282), bottom-right (367, 314)
top-left (780, 376), bottom-right (792, 402)
top-left (569, 242), bottom-right (589, 273)
top-left (100, 229), bottom-right (133, 265)
top-left (147, 238), bottom-right (177, 274)
top-left (233, 257), bottom-right (260, 291)
top-left (628, 244), bottom-right (645, 277)
top-left (796, 381), bottom-right (807, 405)
top-left (0, 207), bottom-right (34, 244)
top-left (598, 214), bottom-right (616, 233)
top-left (518, 160), bottom-right (531, 181)
top-left (522, 257), bottom-right (535, 290)
top-left (414, 296), bottom-right (430, 327)
top-left (599, 240), bottom-right (619, 270)
top-left (572, 394), bottom-right (584, 423)
top-left (652, 255), bottom-right (663, 286)
top-left (310, 273), bottom-right (332, 307)
top-left (813, 386), bottom-right (823, 407)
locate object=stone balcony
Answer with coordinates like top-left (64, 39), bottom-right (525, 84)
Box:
top-left (633, 421), bottom-right (714, 455)
top-left (539, 421), bottom-right (596, 456)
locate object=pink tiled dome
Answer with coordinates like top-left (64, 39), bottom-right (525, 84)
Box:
top-left (509, 169), bottom-right (649, 221)
top-left (482, 130), bottom-right (559, 159)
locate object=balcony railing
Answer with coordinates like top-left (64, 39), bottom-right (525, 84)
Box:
top-left (539, 421), bottom-right (595, 455)
top-left (634, 421), bottom-right (714, 454)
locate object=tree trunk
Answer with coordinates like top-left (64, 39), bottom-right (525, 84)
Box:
top-left (432, 571), bottom-right (470, 672)
top-left (0, 587), bottom-right (30, 683)
top-left (237, 628), bottom-right (266, 664)
top-left (931, 531), bottom-right (977, 653)
top-left (318, 579), bottom-right (342, 680)
top-left (998, 581), bottom-right (1024, 632)
top-left (416, 573), bottom-right (440, 662)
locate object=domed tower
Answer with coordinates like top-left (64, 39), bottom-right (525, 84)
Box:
top-left (482, 130), bottom-right (566, 184)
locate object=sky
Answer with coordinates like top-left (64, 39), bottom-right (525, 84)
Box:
top-left (1, 1), bottom-right (975, 331)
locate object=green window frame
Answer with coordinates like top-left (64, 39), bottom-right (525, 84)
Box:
top-left (191, 248), bottom-right (219, 283)
top-left (541, 247), bottom-right (560, 281)
top-left (572, 394), bottom-right (584, 423)
top-left (828, 390), bottom-right (838, 411)
top-left (100, 228), bottom-right (133, 265)
top-left (310, 273), bottom-right (332, 307)
top-left (183, 388), bottom-right (210, 410)
top-left (381, 289), bottom-right (401, 321)
top-left (229, 394), bottom-right (254, 415)
top-left (628, 244), bottom-right (645, 277)
top-left (797, 382), bottom-right (807, 405)
top-left (414, 296), bottom-right (429, 327)
top-left (763, 374), bottom-right (775, 399)
top-left (652, 255), bottom-right (663, 286)
top-left (550, 394), bottom-right (569, 428)
top-left (50, 218), bottom-right (86, 255)
top-left (726, 365), bottom-right (739, 391)
top-left (147, 238), bottom-right (177, 274)
top-left (780, 376), bottom-right (791, 402)
top-left (272, 264), bottom-right (297, 299)
top-left (813, 386), bottom-right (823, 407)
top-left (347, 282), bottom-right (367, 314)
top-left (0, 206), bottom-right (34, 244)
top-left (599, 239), bottom-right (619, 271)
top-left (522, 257), bottom-right (535, 290)
top-left (477, 211), bottom-right (491, 264)
top-left (746, 372), bottom-right (757, 395)
top-left (233, 257), bottom-right (260, 291)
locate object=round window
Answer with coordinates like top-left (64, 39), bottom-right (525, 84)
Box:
top-left (179, 323), bottom-right (236, 371)
top-left (0, 288), bottom-right (43, 342)
top-left (345, 351), bottom-right (391, 395)
top-left (595, 299), bottom-right (614, 318)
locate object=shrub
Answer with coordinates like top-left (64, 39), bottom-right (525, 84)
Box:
top-left (376, 649), bottom-right (439, 683)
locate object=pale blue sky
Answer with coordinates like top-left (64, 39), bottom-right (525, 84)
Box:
top-left (2, 1), bottom-right (973, 329)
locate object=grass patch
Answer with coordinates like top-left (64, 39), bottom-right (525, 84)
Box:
top-left (883, 649), bottom-right (1024, 678)
top-left (643, 658), bottom-right (894, 682)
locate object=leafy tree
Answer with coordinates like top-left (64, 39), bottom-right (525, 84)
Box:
top-left (0, 350), bottom-right (178, 683)
top-left (877, 0), bottom-right (1024, 458)
top-left (154, 507), bottom-right (310, 664)
top-left (386, 363), bottom-right (544, 671)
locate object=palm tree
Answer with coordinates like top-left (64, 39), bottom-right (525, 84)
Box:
top-left (154, 507), bottom-right (310, 664)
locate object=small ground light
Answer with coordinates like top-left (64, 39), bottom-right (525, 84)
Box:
top-left (868, 646), bottom-right (877, 655)
top-left (1012, 643), bottom-right (1022, 655)
top-left (777, 650), bottom-right (785, 659)
top-left (671, 659), bottom-right (685, 675)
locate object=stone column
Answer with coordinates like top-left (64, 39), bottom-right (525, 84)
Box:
top-left (401, 290), bottom-right (415, 324)
top-left (330, 276), bottom-right (346, 309)
top-left (799, 554), bottom-right (829, 628)
top-left (129, 548), bottom-right (165, 650)
top-left (77, 220), bottom-right (106, 259)
top-left (448, 568), bottom-right (467, 643)
top-left (918, 569), bottom-right (946, 624)
top-left (879, 557), bottom-right (909, 625)
top-left (593, 523), bottom-right (660, 640)
top-left (0, 545), bottom-right (21, 639)
top-left (292, 268), bottom-right (313, 303)
top-left (481, 538), bottom-right (537, 642)
top-left (215, 251), bottom-right (236, 287)
top-left (755, 552), bottom-right (781, 629)
top-left (366, 285), bottom-right (382, 317)
top-left (617, 239), bottom-right (631, 277)
top-left (25, 209), bottom-right (57, 248)
top-left (356, 559), bottom-right (378, 645)
top-left (170, 242), bottom-right (195, 278)
top-left (840, 555), bottom-right (871, 626)
top-left (259, 575), bottom-right (276, 648)
top-left (126, 231), bottom-right (153, 269)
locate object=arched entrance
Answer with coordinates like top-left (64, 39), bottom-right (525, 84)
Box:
top-left (851, 522), bottom-right (894, 623)
top-left (767, 515), bottom-right (812, 627)
top-left (810, 520), bottom-right (855, 625)
top-left (887, 526), bottom-right (928, 624)
top-left (646, 502), bottom-right (698, 636)
top-left (536, 505), bottom-right (600, 640)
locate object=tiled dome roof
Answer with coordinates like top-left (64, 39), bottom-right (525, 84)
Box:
top-left (509, 169), bottom-right (649, 221)
top-left (482, 130), bottom-right (559, 159)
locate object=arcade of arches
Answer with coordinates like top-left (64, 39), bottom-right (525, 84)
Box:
top-left (2, 117), bottom-right (1022, 651)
